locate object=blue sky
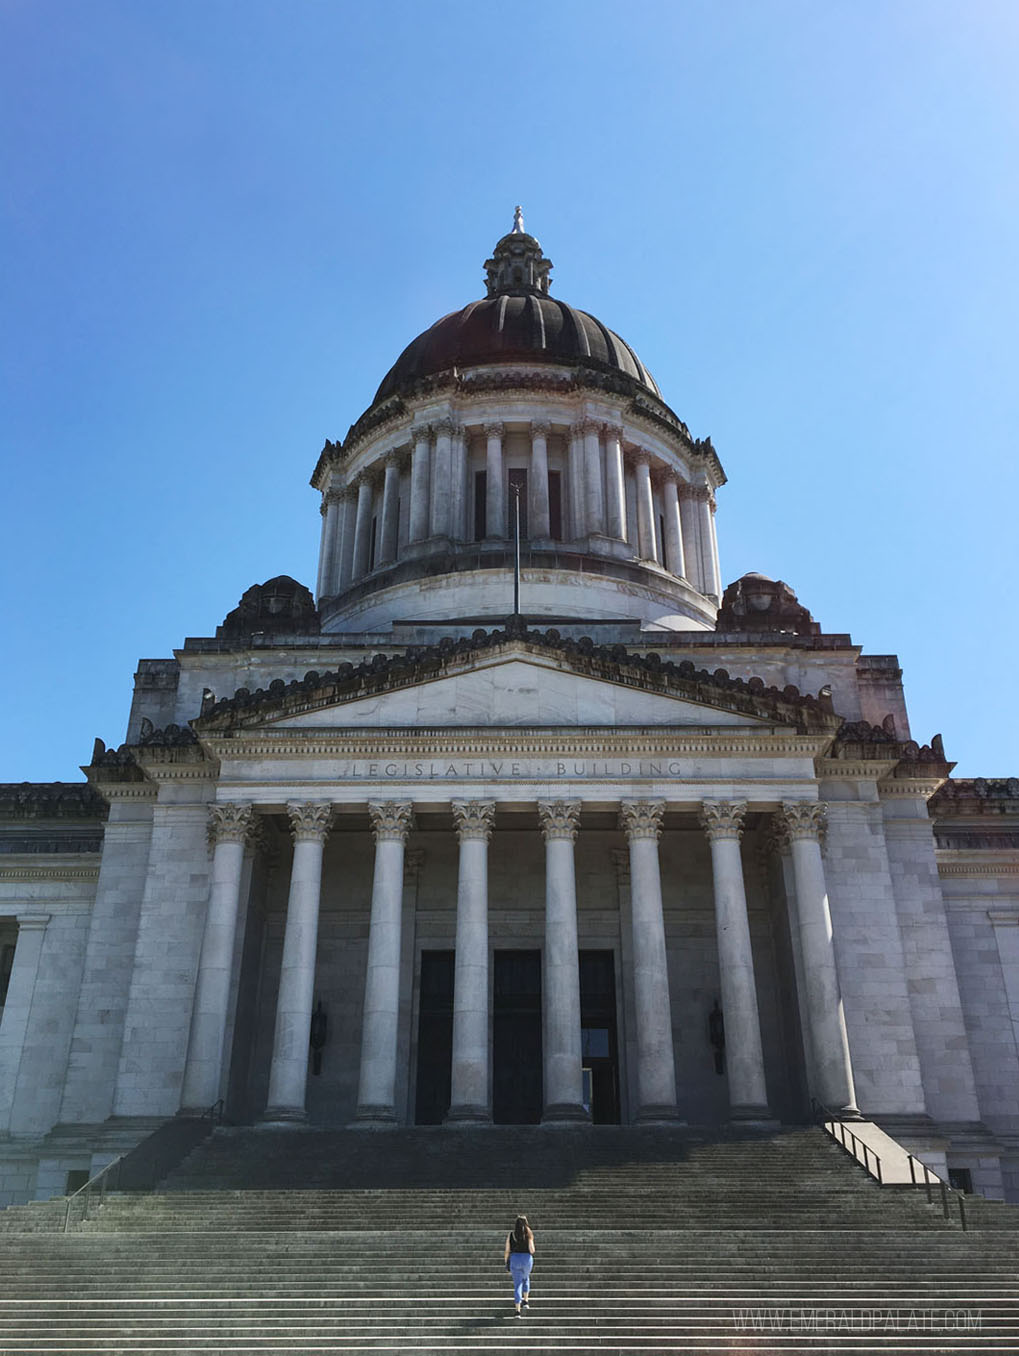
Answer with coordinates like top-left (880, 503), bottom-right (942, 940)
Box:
top-left (2, 0), bottom-right (1017, 781)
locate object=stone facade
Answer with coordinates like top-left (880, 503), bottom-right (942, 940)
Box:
top-left (1, 219), bottom-right (1016, 1206)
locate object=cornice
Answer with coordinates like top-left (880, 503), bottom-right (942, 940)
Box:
top-left (878, 776), bottom-right (949, 800)
top-left (0, 857), bottom-right (101, 883)
top-left (937, 848), bottom-right (1019, 877)
top-left (816, 758), bottom-right (899, 780)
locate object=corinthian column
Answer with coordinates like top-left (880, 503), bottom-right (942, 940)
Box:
top-left (781, 803), bottom-right (859, 1118)
top-left (264, 803), bottom-right (332, 1122)
top-left (449, 424), bottom-right (467, 541)
top-left (529, 421), bottom-right (551, 539)
top-left (634, 452), bottom-right (658, 562)
top-left (485, 423), bottom-right (505, 539)
top-left (430, 419), bottom-right (453, 538)
top-left (316, 492), bottom-right (341, 599)
top-left (447, 800), bottom-right (495, 1123)
top-left (582, 420), bottom-right (605, 535)
top-left (538, 801), bottom-right (587, 1123)
top-left (568, 424), bottom-right (586, 540)
top-left (619, 800), bottom-right (679, 1122)
top-left (661, 473), bottom-right (686, 578)
top-left (692, 486), bottom-right (719, 598)
top-left (351, 476), bottom-right (374, 580)
top-left (354, 802), bottom-right (414, 1125)
top-left (336, 488), bottom-right (358, 592)
top-left (604, 425), bottom-right (626, 540)
top-left (180, 803), bottom-right (254, 1114)
top-left (700, 801), bottom-right (771, 1121)
top-left (377, 456), bottom-right (401, 566)
top-left (679, 484), bottom-right (704, 592)
top-left (409, 425), bottom-right (431, 544)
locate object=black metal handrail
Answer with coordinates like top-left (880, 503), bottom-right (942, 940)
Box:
top-left (811, 1098), bottom-right (967, 1230)
top-left (62, 1100), bottom-right (224, 1232)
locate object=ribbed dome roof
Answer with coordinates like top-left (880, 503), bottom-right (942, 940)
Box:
top-left (371, 212), bottom-right (660, 407)
top-left (373, 294), bottom-right (661, 405)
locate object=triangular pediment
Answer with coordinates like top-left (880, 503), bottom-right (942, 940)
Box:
top-left (193, 628), bottom-right (841, 739)
top-left (269, 656), bottom-right (774, 730)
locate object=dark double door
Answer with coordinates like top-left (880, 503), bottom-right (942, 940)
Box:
top-left (415, 948), bottom-right (619, 1125)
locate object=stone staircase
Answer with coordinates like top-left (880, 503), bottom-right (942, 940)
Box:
top-left (0, 1125), bottom-right (1017, 1352)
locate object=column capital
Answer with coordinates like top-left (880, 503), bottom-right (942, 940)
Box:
top-left (287, 802), bottom-right (334, 843)
top-left (433, 416), bottom-right (455, 437)
top-left (660, 466), bottom-right (681, 487)
top-left (631, 448), bottom-right (652, 468)
top-left (383, 451), bottom-right (402, 472)
top-left (324, 487), bottom-right (345, 506)
top-left (483, 421), bottom-right (504, 439)
top-left (681, 482), bottom-right (710, 502)
top-left (412, 423), bottom-right (432, 442)
top-left (602, 423), bottom-right (624, 442)
top-left (530, 419), bottom-right (552, 438)
top-left (700, 800), bottom-right (748, 842)
top-left (368, 801), bottom-right (414, 843)
top-left (619, 800), bottom-right (665, 841)
top-left (538, 800), bottom-right (581, 843)
top-left (763, 814), bottom-right (791, 857)
top-left (781, 801), bottom-right (828, 842)
top-left (452, 800), bottom-right (496, 842)
top-left (245, 814), bottom-right (273, 857)
top-left (208, 802), bottom-right (255, 847)
top-left (573, 418), bottom-right (600, 437)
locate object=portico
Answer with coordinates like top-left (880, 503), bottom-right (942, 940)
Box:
top-left (176, 629), bottom-right (853, 1130)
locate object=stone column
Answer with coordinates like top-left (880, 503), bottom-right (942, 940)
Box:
top-left (604, 425), bottom-right (627, 541)
top-left (538, 801), bottom-right (588, 1123)
top-left (619, 800), bottom-right (679, 1122)
top-left (568, 424), bottom-right (586, 540)
top-left (409, 425), bottom-right (431, 544)
top-left (679, 484), bottom-right (703, 592)
top-left (0, 914), bottom-right (50, 1135)
top-left (781, 803), bottom-right (859, 1117)
top-left (377, 456), bottom-right (401, 566)
top-left (179, 803), bottom-right (254, 1115)
top-left (484, 423), bottom-right (505, 539)
top-left (354, 802), bottom-right (414, 1125)
top-left (447, 800), bottom-right (495, 1123)
top-left (700, 801), bottom-right (771, 1121)
top-left (708, 496), bottom-right (722, 600)
top-left (430, 418), bottom-right (453, 538)
top-left (336, 488), bottom-right (358, 592)
top-left (351, 476), bottom-right (374, 581)
top-left (634, 452), bottom-right (659, 562)
top-left (692, 487), bottom-right (719, 598)
top-left (661, 474), bottom-right (686, 579)
top-left (582, 420), bottom-right (605, 535)
top-left (449, 424), bottom-right (467, 542)
top-left (316, 494), bottom-right (334, 599)
top-left (264, 803), bottom-right (333, 1122)
top-left (529, 421), bottom-right (551, 539)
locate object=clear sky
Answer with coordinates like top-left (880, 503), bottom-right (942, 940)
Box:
top-left (2, 0), bottom-right (1017, 782)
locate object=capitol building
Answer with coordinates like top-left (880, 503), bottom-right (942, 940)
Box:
top-left (1, 214), bottom-right (1016, 1204)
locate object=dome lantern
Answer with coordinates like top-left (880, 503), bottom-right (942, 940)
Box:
top-left (483, 206), bottom-right (553, 298)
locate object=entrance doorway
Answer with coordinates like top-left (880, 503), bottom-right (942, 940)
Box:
top-left (580, 950), bottom-right (621, 1123)
top-left (493, 950), bottom-right (542, 1124)
top-left (415, 950), bottom-right (454, 1125)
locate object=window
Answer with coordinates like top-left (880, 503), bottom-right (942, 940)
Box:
top-left (549, 472), bottom-right (562, 541)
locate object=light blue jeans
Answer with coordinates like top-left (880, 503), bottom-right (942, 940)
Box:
top-left (509, 1251), bottom-right (533, 1304)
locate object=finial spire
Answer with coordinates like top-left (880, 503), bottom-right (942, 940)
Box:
top-left (512, 205), bottom-right (525, 234)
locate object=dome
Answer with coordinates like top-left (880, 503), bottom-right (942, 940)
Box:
top-left (371, 209), bottom-right (660, 406)
top-left (372, 295), bottom-right (661, 406)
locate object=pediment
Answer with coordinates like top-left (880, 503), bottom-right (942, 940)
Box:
top-left (269, 656), bottom-right (774, 730)
top-left (193, 628), bottom-right (841, 739)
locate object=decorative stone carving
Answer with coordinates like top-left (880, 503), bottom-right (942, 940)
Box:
top-left (368, 802), bottom-right (414, 843)
top-left (781, 802), bottom-right (828, 842)
top-left (484, 217), bottom-right (553, 297)
top-left (286, 802), bottom-right (334, 843)
top-left (483, 422), bottom-right (504, 439)
top-left (537, 800), bottom-right (581, 843)
top-left (715, 573), bottom-right (820, 637)
top-left (619, 800), bottom-right (665, 841)
top-left (451, 800), bottom-right (496, 842)
top-left (412, 423), bottom-right (432, 441)
top-left (433, 417), bottom-right (454, 437)
top-left (208, 803), bottom-right (254, 846)
top-left (700, 801), bottom-right (748, 841)
top-left (530, 420), bottom-right (552, 438)
top-left (217, 576), bottom-right (320, 641)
